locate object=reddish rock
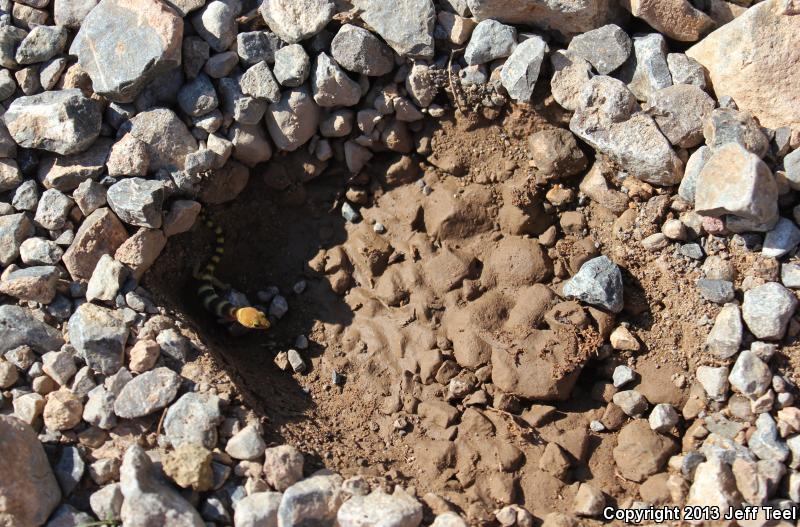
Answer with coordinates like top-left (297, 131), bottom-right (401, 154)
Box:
top-left (63, 207), bottom-right (130, 282)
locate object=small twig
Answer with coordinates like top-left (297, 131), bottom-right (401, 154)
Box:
top-left (447, 47), bottom-right (466, 114)
top-left (155, 407), bottom-right (167, 438)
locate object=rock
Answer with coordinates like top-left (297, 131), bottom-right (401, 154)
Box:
top-left (54, 0), bottom-right (100, 28)
top-left (649, 403), bottom-right (679, 433)
top-left (311, 52), bottom-right (361, 108)
top-left (539, 442), bottom-right (571, 480)
top-left (620, 33), bottom-right (672, 102)
top-left (234, 492), bottom-right (282, 527)
top-left (73, 181), bottom-right (109, 218)
top-left (569, 76), bottom-right (683, 186)
top-left (278, 472), bottom-right (344, 527)
top-left (528, 128), bottom-right (588, 178)
top-left (83, 385), bottom-right (117, 430)
top-left (686, 1), bottom-right (800, 131)
top-left (763, 218), bottom-right (800, 258)
top-left (337, 489), bottom-right (423, 527)
top-left (15, 25), bottom-right (67, 65)
top-left (34, 188), bottom-right (73, 230)
top-left (696, 365), bottom-right (729, 402)
top-left (464, 19), bottom-right (516, 65)
top-left (265, 87), bottom-right (320, 151)
top-left (749, 413), bottom-right (789, 462)
top-left (164, 392), bottom-right (223, 449)
top-left (694, 143), bottom-right (778, 232)
top-left (431, 512), bottom-right (468, 527)
top-left (54, 446), bottom-right (84, 496)
top-left (70, 0), bottom-right (182, 103)
top-left (229, 122), bottom-right (273, 167)
top-left (68, 303), bottom-right (129, 375)
top-left (331, 24), bottom-right (394, 77)
top-left (729, 350), bottom-right (772, 399)
top-left (45, 504), bottom-right (94, 526)
top-left (259, 0), bottom-right (334, 44)
top-left (114, 367), bottom-right (180, 418)
top-left (273, 44), bottom-right (311, 88)
top-left (0, 213), bottom-right (34, 266)
top-left (0, 159), bottom-right (21, 192)
top-left (500, 36), bottom-right (547, 102)
top-left (114, 227), bottom-right (167, 279)
top-left (236, 31), bottom-right (281, 66)
top-left (191, 1), bottom-right (237, 53)
top-left (666, 53), bottom-right (706, 89)
top-left (0, 265), bottom-right (59, 304)
top-left (263, 444), bottom-right (304, 492)
top-left (612, 365), bottom-right (636, 388)
top-left (696, 279), bottom-right (735, 304)
top-left (567, 24), bottom-right (631, 74)
top-left (613, 390), bottom-right (648, 417)
top-left (782, 263), bottom-right (800, 289)
top-left (122, 108), bottom-right (198, 171)
top-left (178, 73), bottom-right (218, 117)
top-left (107, 134), bottom-right (150, 178)
top-left (0, 416), bottom-right (61, 526)
top-left (107, 178), bottom-right (165, 229)
top-left (573, 483), bottom-right (605, 517)
top-left (563, 255), bottom-right (624, 313)
top-left (609, 326), bottom-right (640, 351)
top-left (240, 62), bottom-right (282, 104)
top-left (12, 392), bottom-right (44, 424)
top-left (0, 305), bottom-right (63, 354)
top-left (163, 443), bottom-right (213, 492)
top-left (63, 207), bottom-right (129, 282)
top-left (648, 84), bottom-right (715, 148)
top-left (89, 483), bottom-right (123, 522)
top-left (120, 445), bottom-right (204, 527)
top-left (43, 389), bottom-right (83, 431)
top-left (4, 89), bottom-right (101, 155)
top-left (742, 282), bottom-right (797, 340)
top-left (225, 424), bottom-right (266, 460)
top-left (613, 420), bottom-right (678, 482)
top-left (164, 200), bottom-right (201, 237)
top-left (623, 0), bottom-right (714, 42)
top-left (703, 108), bottom-right (770, 158)
top-left (218, 75), bottom-right (268, 125)
top-left (686, 459), bottom-right (741, 516)
top-left (86, 254), bottom-right (127, 302)
top-left (42, 350), bottom-right (77, 387)
top-left (705, 303), bottom-right (743, 359)
top-left (351, 0), bottom-right (435, 59)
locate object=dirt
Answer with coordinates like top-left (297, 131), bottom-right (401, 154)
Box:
top-left (145, 102), bottom-right (798, 524)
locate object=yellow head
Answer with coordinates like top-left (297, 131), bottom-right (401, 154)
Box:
top-left (235, 307), bottom-right (271, 330)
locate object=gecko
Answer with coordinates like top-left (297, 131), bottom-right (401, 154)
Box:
top-left (195, 213), bottom-right (271, 330)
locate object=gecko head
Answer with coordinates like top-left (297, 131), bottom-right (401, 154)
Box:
top-left (235, 307), bottom-right (271, 330)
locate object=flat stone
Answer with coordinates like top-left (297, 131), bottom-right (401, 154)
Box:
top-left (500, 35), bottom-right (547, 102)
top-left (68, 303), bottom-right (129, 375)
top-left (623, 0), bottom-right (714, 42)
top-left (351, 0), bottom-right (435, 59)
top-left (742, 282), bottom-right (797, 340)
top-left (70, 0), bottom-right (183, 103)
top-left (5, 89), bottom-right (101, 155)
top-left (696, 279), bottom-right (735, 304)
top-left (567, 24), bottom-right (631, 74)
top-left (114, 367), bottom-right (180, 418)
top-left (191, 1), bottom-right (237, 53)
top-left (729, 350), bottom-right (772, 399)
top-left (0, 415), bottom-right (61, 526)
top-left (763, 218), bottom-right (800, 259)
top-left (464, 19), bottom-right (516, 65)
top-left (164, 392), bottom-right (223, 449)
top-left (259, 0), bottom-right (335, 44)
top-left (107, 178), bottom-right (165, 229)
top-left (337, 489), bottom-right (423, 527)
top-left (563, 255), bottom-right (624, 313)
top-left (0, 304), bottom-right (63, 354)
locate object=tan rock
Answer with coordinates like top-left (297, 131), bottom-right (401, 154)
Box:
top-left (163, 443), bottom-right (213, 492)
top-left (610, 326), bottom-right (640, 351)
top-left (63, 207), bottom-right (130, 282)
top-left (128, 340), bottom-right (160, 373)
top-left (686, 1), bottom-right (800, 131)
top-left (115, 228), bottom-right (167, 280)
top-left (687, 459), bottom-right (742, 517)
top-left (622, 0), bottom-right (714, 41)
top-left (43, 389), bottom-right (83, 431)
top-left (467, 0), bottom-right (625, 37)
top-left (613, 420), bottom-right (678, 482)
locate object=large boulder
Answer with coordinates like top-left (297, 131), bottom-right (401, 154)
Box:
top-left (686, 0), bottom-right (800, 131)
top-left (70, 0), bottom-right (183, 103)
top-left (121, 108), bottom-right (198, 171)
top-left (0, 416), bottom-right (61, 527)
top-left (352, 0), bottom-right (436, 59)
top-left (621, 0), bottom-right (714, 42)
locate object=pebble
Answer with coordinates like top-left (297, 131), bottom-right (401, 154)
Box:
top-left (259, 0), bottom-right (335, 44)
top-left (610, 326), bottom-right (640, 351)
top-left (729, 350), bottom-right (772, 399)
top-left (163, 443), bottom-right (214, 492)
top-left (573, 483), bottom-right (605, 517)
top-left (500, 35), bottom-right (547, 102)
top-left (234, 492), bottom-right (282, 527)
top-left (265, 87), bottom-right (320, 152)
top-left (649, 403), bottom-right (679, 433)
top-left (352, 0), bottom-right (435, 59)
top-left (12, 392), bottom-right (44, 424)
top-left (612, 390), bottom-right (648, 417)
top-left (622, 33), bottom-right (672, 101)
top-left (113, 367), bottom-right (181, 419)
top-left (696, 279), bottom-right (735, 304)
top-left (612, 365), bottom-right (636, 388)
top-left (563, 256), bottom-right (624, 313)
top-left (781, 262), bottom-right (800, 289)
top-left (263, 444), bottom-right (304, 491)
top-left (464, 19), bottom-right (516, 65)
top-left (331, 24), bottom-right (394, 77)
top-left (287, 349), bottom-right (306, 373)
top-left (686, 459), bottom-right (740, 514)
top-left (89, 483), bottom-right (123, 522)
top-left (43, 389), bottom-right (83, 431)
top-left (273, 44), bottom-right (312, 87)
top-left (225, 424), bottom-right (266, 461)
top-left (742, 282), bottom-right (797, 340)
top-left (54, 445), bottom-right (85, 496)
top-left (42, 350), bottom-right (77, 387)
top-left (311, 52), bottom-right (362, 108)
top-left (705, 303), bottom-right (743, 359)
top-left (157, 328), bottom-right (191, 362)
top-left (696, 365), bottom-right (729, 402)
top-left (337, 489), bottom-right (423, 527)
top-left (68, 303), bottom-right (129, 375)
top-left (567, 24), bottom-right (631, 74)
top-left (278, 473), bottom-right (344, 527)
top-left (83, 385), bottom-right (117, 430)
top-left (763, 217), bottom-right (800, 258)
top-left (236, 31), bottom-right (281, 66)
top-left (749, 413), bottom-right (790, 462)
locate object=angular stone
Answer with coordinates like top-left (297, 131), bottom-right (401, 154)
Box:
top-left (697, 365), bottom-right (729, 402)
top-left (666, 52), bottom-right (706, 89)
top-left (278, 473), bottom-right (344, 527)
top-left (352, 0), bottom-right (434, 59)
top-left (163, 443), bottom-right (213, 492)
top-left (225, 424), bottom-right (266, 460)
top-left (240, 61), bottom-right (282, 103)
top-left (613, 420), bottom-right (678, 482)
top-left (178, 73), bottom-right (218, 117)
top-left (234, 492), bottom-right (282, 527)
top-left (5, 89), bottom-right (101, 155)
top-left (331, 24), bottom-right (394, 76)
top-left (122, 108), bottom-right (198, 171)
top-left (43, 389), bottom-right (83, 431)
top-left (259, 0), bottom-right (335, 44)
top-left (567, 24), bottom-right (631, 74)
top-left (106, 134), bottom-right (150, 178)
top-left (0, 416), bottom-right (61, 526)
top-left (107, 177), bottom-right (165, 229)
top-left (763, 218), bottom-right (800, 259)
top-left (311, 52), bottom-right (361, 108)
top-left (742, 282), bottom-right (797, 340)
top-left (114, 227), bottom-right (167, 279)
top-left (15, 25), bottom-right (68, 65)
top-left (70, 0), bottom-right (183, 103)
top-left (0, 265), bottom-right (59, 304)
top-left (89, 483), bottom-right (123, 522)
top-left (54, 445), bottom-right (85, 496)
top-left (272, 44), bottom-right (311, 87)
top-left (648, 84), bottom-right (715, 149)
top-left (54, 0), bottom-right (101, 29)
top-left (500, 35), bottom-right (547, 102)
top-left (86, 253), bottom-right (128, 302)
top-left (563, 255), bottom-right (624, 313)
top-left (39, 138), bottom-right (113, 192)
top-left (114, 367), bottom-right (180, 418)
top-left (83, 385), bottom-right (117, 430)
top-left (686, 459), bottom-right (741, 517)
top-left (620, 33), bottom-right (672, 102)
top-left (573, 483), bottom-right (605, 517)
top-left (69, 303), bottom-right (129, 375)
top-left (164, 200), bottom-right (201, 237)
top-left (0, 305), bottom-right (63, 354)
top-left (705, 303), bottom-right (743, 359)
top-left (337, 489), bottom-right (423, 527)
top-left (63, 207), bottom-right (129, 282)
top-left (729, 350), bottom-right (772, 399)
top-left (164, 392), bottom-right (223, 449)
top-left (623, 0), bottom-right (714, 42)
top-left (265, 87), bottom-right (320, 152)
top-left (703, 108), bottom-right (770, 158)
top-left (678, 145), bottom-right (712, 203)
top-left (263, 445), bottom-right (304, 491)
top-left (236, 30), bottom-right (281, 67)
top-left (686, 1), bottom-right (800, 131)
top-left (749, 413), bottom-right (789, 462)
top-left (696, 279), bottom-right (735, 304)
top-left (694, 143), bottom-right (778, 231)
top-left (42, 350), bottom-right (77, 387)
top-left (464, 19), bottom-right (516, 66)
top-left (191, 1), bottom-right (237, 53)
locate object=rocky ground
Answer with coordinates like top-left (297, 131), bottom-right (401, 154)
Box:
top-left (1, 0), bottom-right (800, 526)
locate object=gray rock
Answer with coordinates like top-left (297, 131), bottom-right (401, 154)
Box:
top-left (122, 108), bottom-right (198, 171)
top-left (763, 218), bottom-right (800, 259)
top-left (331, 24), bottom-right (394, 76)
top-left (785, 148), bottom-right (800, 190)
top-left (54, 446), bottom-right (85, 496)
top-left (0, 212), bottom-right (34, 266)
top-left (233, 492), bottom-right (282, 527)
top-left (89, 483), bottom-right (123, 522)
top-left (0, 26), bottom-right (27, 69)
top-left (612, 365), bottom-right (636, 388)
top-left (706, 303), bottom-right (743, 359)
top-left (0, 158), bottom-right (21, 192)
top-left (649, 403), bottom-right (679, 433)
top-left (68, 303), bottom-right (129, 375)
top-left (191, 0), bottom-right (238, 53)
top-left (73, 179), bottom-right (107, 218)
top-left (351, 0), bottom-right (435, 59)
top-left (729, 350), bottom-right (772, 399)
top-left (620, 33), bottom-right (672, 102)
top-left (4, 346), bottom-right (37, 370)
top-left (703, 108), bottom-right (770, 158)
top-left (237, 31), bottom-right (281, 68)
top-left (4, 89), bottom-right (101, 155)
top-left (218, 75), bottom-right (268, 125)
top-left (678, 145), bottom-right (711, 203)
top-left (694, 143), bottom-right (779, 231)
top-left (666, 53), bottom-right (706, 89)
top-left (781, 263), bottom-right (800, 289)
top-left (163, 392), bottom-right (223, 449)
top-left (464, 19), bottom-right (516, 65)
top-left (70, 364), bottom-right (97, 398)
top-left (696, 279), bottom-right (735, 304)
top-left (86, 254), bottom-right (128, 303)
top-left (272, 44), bottom-right (310, 88)
top-left (278, 472), bottom-right (344, 527)
top-left (240, 61), bottom-right (282, 103)
top-left (500, 35), bottom-right (547, 102)
top-left (701, 433), bottom-right (756, 465)
top-left (12, 180), bottom-right (39, 212)
top-left (337, 489), bottom-right (423, 527)
top-left (54, 0), bottom-right (100, 29)
top-left (204, 50), bottom-right (239, 78)
top-left (42, 350), bottom-right (77, 386)
top-left (182, 36), bottom-right (209, 79)
top-left (749, 413), bottom-right (789, 462)
top-left (0, 415), bottom-right (61, 526)
top-left (15, 25), bottom-right (67, 65)
top-left (114, 367), bottom-right (181, 418)
top-left (83, 385), bottom-right (117, 430)
top-left (225, 424), bottom-right (266, 460)
top-left (120, 445), bottom-right (204, 527)
top-left (34, 188), bottom-right (73, 230)
top-left (45, 504), bottom-right (95, 527)
top-left (259, 0), bottom-right (335, 44)
top-left (648, 84), bottom-right (715, 149)
top-left (178, 73), bottom-right (218, 117)
top-left (288, 348), bottom-right (306, 373)
top-left (0, 305), bottom-right (63, 356)
top-left (228, 122), bottom-right (272, 167)
top-left (156, 328), bottom-right (191, 363)
top-left (311, 52), bottom-right (362, 108)
top-left (567, 24), bottom-right (631, 75)
top-left (696, 365), bottom-right (729, 402)
top-left (107, 178), bottom-right (165, 229)
top-left (406, 63), bottom-right (438, 107)
top-left (70, 0), bottom-right (182, 103)
top-left (742, 282), bottom-right (797, 340)
top-left (40, 58), bottom-right (69, 91)
top-left (265, 87), bottom-right (320, 151)
top-left (200, 496), bottom-right (231, 524)
top-left (563, 255), bottom-right (624, 313)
